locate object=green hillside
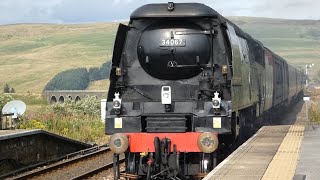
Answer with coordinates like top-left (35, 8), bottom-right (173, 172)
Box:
top-left (0, 17), bottom-right (320, 93)
top-left (0, 23), bottom-right (117, 93)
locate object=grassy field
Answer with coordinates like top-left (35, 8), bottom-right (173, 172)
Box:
top-left (0, 23), bottom-right (117, 93)
top-left (0, 17), bottom-right (320, 93)
top-left (1, 92), bottom-right (107, 144)
top-left (87, 79), bottom-right (109, 90)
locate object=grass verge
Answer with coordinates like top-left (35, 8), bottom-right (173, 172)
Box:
top-left (14, 96), bottom-right (108, 145)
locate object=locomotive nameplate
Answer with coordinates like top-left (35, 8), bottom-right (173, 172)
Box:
top-left (160, 39), bottom-right (186, 47)
top-left (213, 117), bottom-right (222, 128)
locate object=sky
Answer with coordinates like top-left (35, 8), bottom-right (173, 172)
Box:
top-left (0, 0), bottom-right (319, 25)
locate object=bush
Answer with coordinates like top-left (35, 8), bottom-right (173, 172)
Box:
top-left (3, 84), bottom-right (16, 93)
top-left (0, 93), bottom-right (14, 110)
top-left (310, 104), bottom-right (320, 124)
top-left (18, 96), bottom-right (107, 144)
top-left (51, 96), bottom-right (100, 116)
top-left (3, 84), bottom-right (10, 93)
top-left (19, 119), bottom-right (46, 129)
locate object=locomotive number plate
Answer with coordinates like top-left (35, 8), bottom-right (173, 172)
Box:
top-left (160, 39), bottom-right (186, 47)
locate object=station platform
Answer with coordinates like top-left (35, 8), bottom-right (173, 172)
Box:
top-left (0, 129), bottom-right (91, 178)
top-left (0, 129), bottom-right (35, 138)
top-left (204, 125), bottom-right (319, 180)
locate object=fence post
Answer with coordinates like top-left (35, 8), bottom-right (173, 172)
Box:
top-left (101, 99), bottom-right (107, 122)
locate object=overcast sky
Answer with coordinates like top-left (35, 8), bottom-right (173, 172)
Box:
top-left (0, 0), bottom-right (319, 25)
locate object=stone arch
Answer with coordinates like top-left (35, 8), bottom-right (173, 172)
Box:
top-left (58, 96), bottom-right (65, 103)
top-left (50, 96), bottom-right (57, 104)
top-left (75, 96), bottom-right (81, 102)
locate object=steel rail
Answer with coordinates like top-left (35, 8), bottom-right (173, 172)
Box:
top-left (11, 145), bottom-right (110, 180)
top-left (71, 159), bottom-right (125, 180)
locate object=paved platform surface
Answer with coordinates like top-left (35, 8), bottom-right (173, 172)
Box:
top-left (0, 129), bottom-right (90, 146)
top-left (0, 129), bottom-right (31, 136)
top-left (204, 125), bottom-right (310, 180)
top-left (295, 125), bottom-right (320, 180)
top-left (0, 129), bottom-right (41, 140)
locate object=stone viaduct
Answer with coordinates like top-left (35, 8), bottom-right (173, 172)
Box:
top-left (42, 90), bottom-right (108, 104)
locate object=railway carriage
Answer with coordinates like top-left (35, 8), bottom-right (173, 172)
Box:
top-left (104, 3), bottom-right (305, 179)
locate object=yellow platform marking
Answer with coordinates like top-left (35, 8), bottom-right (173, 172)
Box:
top-left (262, 125), bottom-right (305, 180)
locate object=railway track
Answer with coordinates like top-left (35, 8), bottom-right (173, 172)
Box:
top-left (71, 159), bottom-right (125, 180)
top-left (8, 144), bottom-right (124, 180)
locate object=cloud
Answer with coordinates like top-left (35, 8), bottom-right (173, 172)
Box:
top-left (0, 0), bottom-right (319, 24)
top-left (0, 0), bottom-right (63, 24)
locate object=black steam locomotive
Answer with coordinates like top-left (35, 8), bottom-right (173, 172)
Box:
top-left (104, 3), bottom-right (305, 179)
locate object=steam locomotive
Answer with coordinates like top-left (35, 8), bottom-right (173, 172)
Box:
top-left (104, 3), bottom-right (305, 179)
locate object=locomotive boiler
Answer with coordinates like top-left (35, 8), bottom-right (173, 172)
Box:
top-left (104, 3), bottom-right (305, 179)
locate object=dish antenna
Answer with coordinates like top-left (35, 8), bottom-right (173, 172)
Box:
top-left (2, 100), bottom-right (26, 118)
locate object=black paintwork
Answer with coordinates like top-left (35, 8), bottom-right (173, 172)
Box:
top-left (131, 3), bottom-right (220, 19)
top-left (137, 21), bottom-right (211, 80)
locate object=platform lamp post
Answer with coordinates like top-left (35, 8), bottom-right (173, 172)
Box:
top-left (305, 63), bottom-right (314, 86)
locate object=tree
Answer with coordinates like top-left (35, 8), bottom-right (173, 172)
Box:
top-left (3, 83), bottom-right (10, 93)
top-left (44, 61), bottom-right (112, 91)
top-left (10, 88), bottom-right (15, 93)
top-left (45, 68), bottom-right (90, 90)
top-left (89, 67), bottom-right (102, 81)
top-left (100, 61), bottom-right (112, 79)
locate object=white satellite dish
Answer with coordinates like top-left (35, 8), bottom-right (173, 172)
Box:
top-left (2, 100), bottom-right (26, 118)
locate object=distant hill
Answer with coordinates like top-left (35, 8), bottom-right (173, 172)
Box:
top-left (0, 17), bottom-right (319, 93)
top-left (0, 23), bottom-right (117, 93)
